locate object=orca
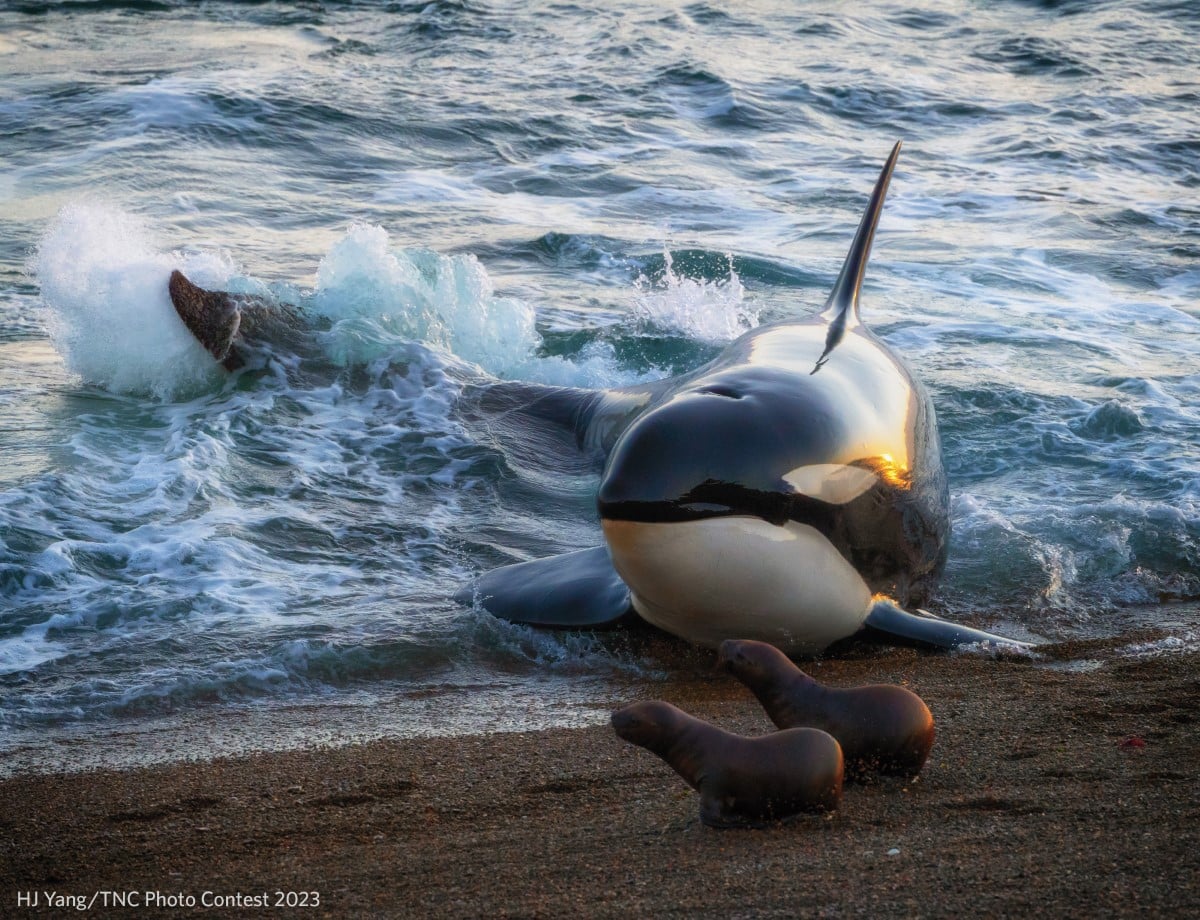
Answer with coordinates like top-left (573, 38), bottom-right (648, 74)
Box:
top-left (169, 143), bottom-right (1028, 654)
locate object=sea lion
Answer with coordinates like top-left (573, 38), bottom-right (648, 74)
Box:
top-left (611, 700), bottom-right (843, 827)
top-left (717, 638), bottom-right (935, 778)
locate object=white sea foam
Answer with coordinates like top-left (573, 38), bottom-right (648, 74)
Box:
top-left (1117, 632), bottom-right (1200, 660)
top-left (35, 208), bottom-right (759, 400)
top-left (514, 341), bottom-right (659, 390)
top-left (310, 223), bottom-right (540, 375)
top-left (0, 631), bottom-right (67, 677)
top-left (632, 249), bottom-right (756, 343)
top-left (34, 203), bottom-right (234, 399)
top-left (35, 211), bottom-right (575, 395)
top-left (951, 637), bottom-right (1040, 660)
top-left (468, 608), bottom-right (667, 679)
top-left (371, 168), bottom-right (479, 204)
top-left (307, 224), bottom-right (672, 389)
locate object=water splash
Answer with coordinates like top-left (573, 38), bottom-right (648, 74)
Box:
top-left (34, 203), bottom-right (232, 399)
top-left (310, 223), bottom-right (540, 375)
top-left (632, 249), bottom-right (756, 343)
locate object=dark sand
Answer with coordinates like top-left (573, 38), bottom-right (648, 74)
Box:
top-left (3, 636), bottom-right (1198, 918)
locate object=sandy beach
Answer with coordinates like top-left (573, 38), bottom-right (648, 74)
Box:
top-left (3, 629), bottom-right (1198, 918)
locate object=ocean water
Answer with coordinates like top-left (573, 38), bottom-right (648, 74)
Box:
top-left (1, 0), bottom-right (1198, 771)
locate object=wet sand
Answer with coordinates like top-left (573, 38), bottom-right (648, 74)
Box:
top-left (3, 637), bottom-right (1198, 918)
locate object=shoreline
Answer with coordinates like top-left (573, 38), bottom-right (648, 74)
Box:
top-left (0, 680), bottom-right (623, 781)
top-left (3, 637), bottom-right (1198, 917)
top-left (7, 601), bottom-right (1198, 781)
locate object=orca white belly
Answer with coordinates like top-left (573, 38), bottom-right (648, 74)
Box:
top-left (601, 516), bottom-right (873, 656)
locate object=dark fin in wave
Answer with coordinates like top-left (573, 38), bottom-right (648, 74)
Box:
top-left (862, 598), bottom-right (1033, 651)
top-left (455, 546), bottom-right (634, 629)
top-left (168, 270), bottom-right (244, 371)
top-left (814, 141), bottom-right (903, 373)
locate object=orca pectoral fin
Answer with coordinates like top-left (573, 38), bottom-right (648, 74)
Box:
top-left (862, 599), bottom-right (1033, 651)
top-left (456, 545), bottom-right (634, 629)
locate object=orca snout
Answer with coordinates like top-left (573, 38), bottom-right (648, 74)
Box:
top-left (596, 395), bottom-right (721, 520)
top-left (598, 367), bottom-right (846, 525)
top-left (599, 391), bottom-right (792, 524)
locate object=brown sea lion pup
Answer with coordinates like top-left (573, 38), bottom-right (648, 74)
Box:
top-left (611, 700), bottom-right (843, 828)
top-left (717, 638), bottom-right (935, 779)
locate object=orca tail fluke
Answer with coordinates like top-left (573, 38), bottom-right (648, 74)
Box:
top-left (822, 141), bottom-right (902, 324)
top-left (168, 270), bottom-right (244, 371)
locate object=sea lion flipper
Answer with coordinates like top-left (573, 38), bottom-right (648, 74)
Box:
top-left (862, 599), bottom-right (1032, 650)
top-left (456, 546), bottom-right (634, 629)
top-left (168, 270), bottom-right (244, 370)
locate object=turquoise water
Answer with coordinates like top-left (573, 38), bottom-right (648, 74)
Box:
top-left (1, 1), bottom-right (1198, 762)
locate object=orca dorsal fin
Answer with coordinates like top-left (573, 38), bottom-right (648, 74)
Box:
top-left (821, 140), bottom-right (902, 325)
top-left (168, 270), bottom-right (244, 371)
top-left (811, 142), bottom-right (902, 374)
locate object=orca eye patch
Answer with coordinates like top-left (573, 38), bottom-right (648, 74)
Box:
top-left (783, 464), bottom-right (880, 505)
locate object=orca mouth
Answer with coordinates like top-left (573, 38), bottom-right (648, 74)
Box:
top-left (597, 498), bottom-right (737, 525)
top-left (598, 479), bottom-right (827, 529)
top-left (598, 478), bottom-right (751, 525)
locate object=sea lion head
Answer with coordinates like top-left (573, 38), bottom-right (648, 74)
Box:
top-left (610, 700), bottom-right (683, 749)
top-left (716, 638), bottom-right (801, 686)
